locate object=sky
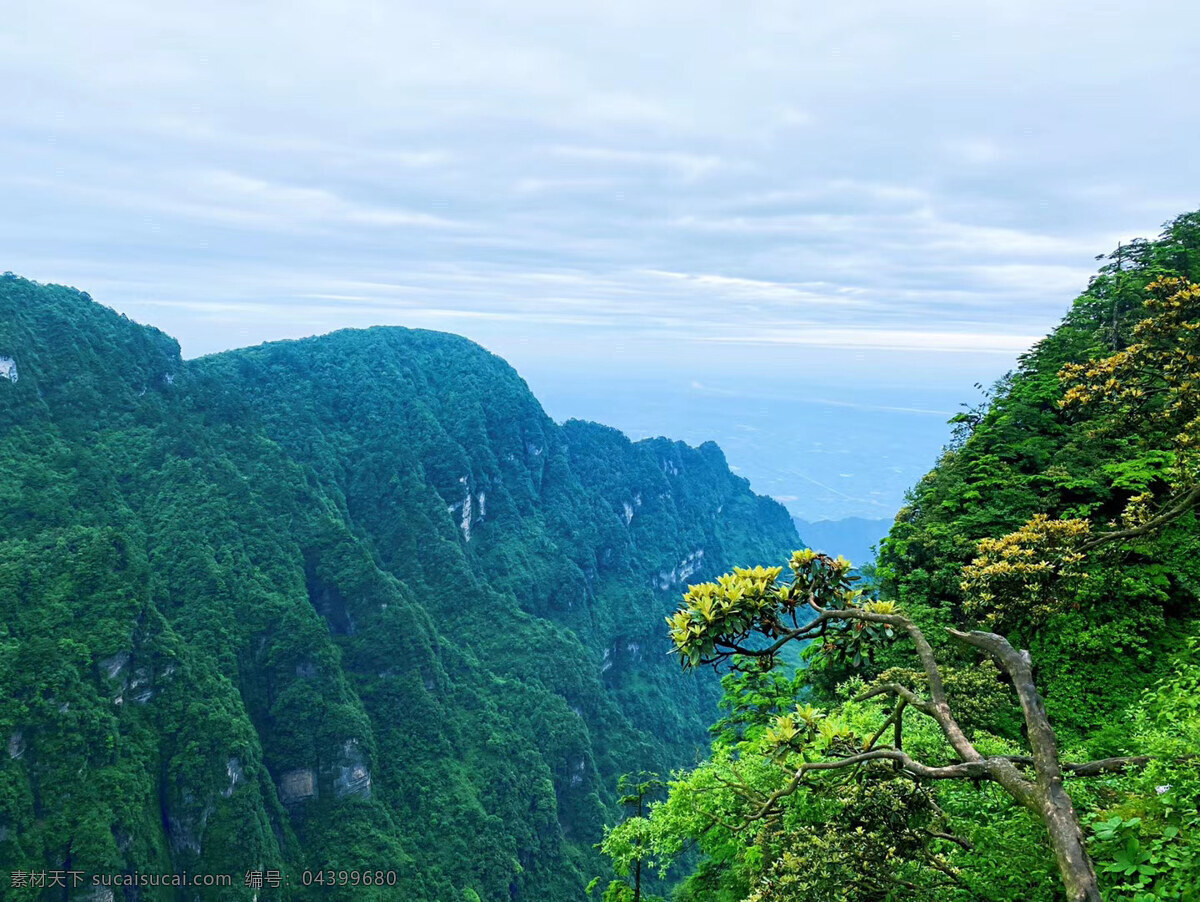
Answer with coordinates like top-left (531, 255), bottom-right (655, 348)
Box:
top-left (3, 0), bottom-right (1198, 520)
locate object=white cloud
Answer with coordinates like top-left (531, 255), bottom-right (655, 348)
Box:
top-left (548, 146), bottom-right (724, 181)
top-left (194, 171), bottom-right (466, 230)
top-left (644, 270), bottom-right (875, 308)
top-left (3, 0), bottom-right (1198, 519)
top-left (944, 137), bottom-right (1005, 165)
top-left (696, 329), bottom-right (1042, 353)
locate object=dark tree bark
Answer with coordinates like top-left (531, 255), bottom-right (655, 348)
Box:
top-left (948, 629), bottom-right (1103, 902)
top-left (721, 609), bottom-right (1139, 901)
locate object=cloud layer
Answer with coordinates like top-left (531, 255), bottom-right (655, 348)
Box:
top-left (3, 0), bottom-right (1198, 517)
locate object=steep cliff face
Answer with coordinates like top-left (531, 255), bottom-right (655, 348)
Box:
top-left (0, 276), bottom-right (798, 900)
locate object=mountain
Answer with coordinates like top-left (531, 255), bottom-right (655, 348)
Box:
top-left (599, 211), bottom-right (1200, 902)
top-left (0, 276), bottom-right (798, 901)
top-left (792, 516), bottom-right (891, 567)
top-left (876, 213), bottom-right (1200, 745)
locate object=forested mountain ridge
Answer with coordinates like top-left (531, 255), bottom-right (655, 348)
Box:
top-left (876, 215), bottom-right (1200, 744)
top-left (0, 275), bottom-right (798, 901)
top-left (599, 212), bottom-right (1200, 901)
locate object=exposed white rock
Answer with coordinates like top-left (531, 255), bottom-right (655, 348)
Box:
top-left (460, 491), bottom-right (472, 541)
top-left (0, 356), bottom-right (16, 383)
top-left (623, 501), bottom-right (634, 525)
top-left (223, 757), bottom-right (244, 798)
top-left (477, 491), bottom-right (486, 519)
top-left (569, 758), bottom-right (587, 787)
top-left (661, 459), bottom-right (680, 476)
top-left (129, 666), bottom-right (153, 704)
top-left (279, 768), bottom-right (317, 805)
top-left (678, 549), bottom-right (705, 582)
top-left (656, 549), bottom-right (705, 590)
top-left (447, 475), bottom-right (475, 541)
top-left (334, 740), bottom-right (372, 799)
top-left (7, 730), bottom-right (24, 759)
top-left (100, 652), bottom-right (130, 681)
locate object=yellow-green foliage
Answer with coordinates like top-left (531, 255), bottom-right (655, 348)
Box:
top-left (605, 211), bottom-right (1200, 902)
top-left (961, 513), bottom-right (1091, 627)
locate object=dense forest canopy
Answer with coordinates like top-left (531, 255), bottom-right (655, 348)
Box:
top-left (0, 277), bottom-right (798, 900)
top-left (599, 212), bottom-right (1200, 902)
top-left (3, 210), bottom-right (1200, 902)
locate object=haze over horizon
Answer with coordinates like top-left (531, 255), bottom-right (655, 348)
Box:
top-left (4, 0), bottom-right (1198, 518)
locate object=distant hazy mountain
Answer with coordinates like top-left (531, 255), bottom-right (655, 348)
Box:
top-left (793, 516), bottom-right (892, 566)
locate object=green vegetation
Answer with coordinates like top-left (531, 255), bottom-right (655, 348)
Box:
top-left (599, 213), bottom-right (1200, 901)
top-left (7, 209), bottom-right (1200, 901)
top-left (0, 275), bottom-right (798, 900)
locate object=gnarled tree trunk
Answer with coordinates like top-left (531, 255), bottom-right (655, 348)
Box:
top-left (950, 629), bottom-right (1104, 902)
top-left (1039, 781), bottom-right (1102, 902)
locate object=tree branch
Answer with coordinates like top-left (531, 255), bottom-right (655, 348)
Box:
top-left (946, 628), bottom-right (1102, 900)
top-left (1078, 483), bottom-right (1200, 552)
top-left (855, 682), bottom-right (934, 716)
top-left (1002, 755), bottom-right (1152, 776)
top-left (830, 609), bottom-right (982, 765)
top-left (745, 748), bottom-right (996, 824)
top-left (864, 699), bottom-right (908, 752)
top-left (710, 610), bottom-right (829, 660)
top-left (926, 829), bottom-right (974, 851)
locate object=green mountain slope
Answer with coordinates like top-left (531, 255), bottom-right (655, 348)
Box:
top-left (856, 213), bottom-right (1200, 897)
top-left (878, 213), bottom-right (1200, 745)
top-left (594, 212), bottom-right (1200, 902)
top-left (0, 276), bottom-right (798, 901)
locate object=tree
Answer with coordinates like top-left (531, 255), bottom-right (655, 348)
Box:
top-left (1058, 276), bottom-right (1200, 534)
top-left (646, 279), bottom-right (1200, 900)
top-left (666, 551), bottom-right (1158, 902)
top-left (619, 773), bottom-right (666, 902)
top-left (957, 279), bottom-right (1200, 670)
top-left (596, 773), bottom-right (667, 902)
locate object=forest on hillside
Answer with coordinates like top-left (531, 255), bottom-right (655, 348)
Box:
top-left (0, 278), bottom-right (797, 900)
top-left (2, 0), bottom-right (1196, 899)
top-left (598, 213), bottom-right (1200, 902)
top-left (2, 211), bottom-right (1199, 902)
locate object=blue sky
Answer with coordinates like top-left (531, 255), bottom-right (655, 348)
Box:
top-left (3, 0), bottom-right (1198, 519)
